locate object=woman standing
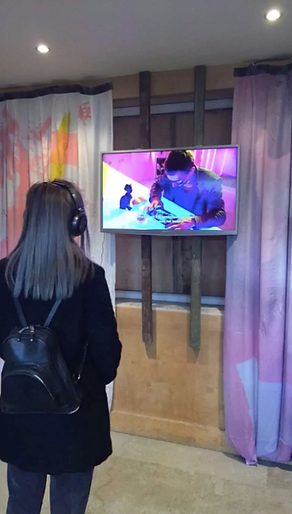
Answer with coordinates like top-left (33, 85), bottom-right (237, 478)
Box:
top-left (0, 180), bottom-right (121, 514)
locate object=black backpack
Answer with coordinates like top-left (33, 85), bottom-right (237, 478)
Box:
top-left (1, 297), bottom-right (88, 415)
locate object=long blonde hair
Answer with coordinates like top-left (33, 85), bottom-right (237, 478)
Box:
top-left (6, 180), bottom-right (92, 300)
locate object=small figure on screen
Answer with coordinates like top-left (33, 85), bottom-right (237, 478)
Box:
top-left (148, 150), bottom-right (226, 230)
top-left (119, 184), bottom-right (133, 210)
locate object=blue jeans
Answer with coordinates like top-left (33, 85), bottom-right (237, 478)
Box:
top-left (6, 464), bottom-right (94, 514)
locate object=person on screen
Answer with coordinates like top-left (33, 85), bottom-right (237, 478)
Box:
top-left (149, 150), bottom-right (226, 230)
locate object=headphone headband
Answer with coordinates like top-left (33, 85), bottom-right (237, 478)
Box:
top-left (52, 181), bottom-right (78, 208)
top-left (51, 181), bottom-right (88, 237)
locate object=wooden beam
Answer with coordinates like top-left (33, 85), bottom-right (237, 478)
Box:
top-left (170, 114), bottom-right (183, 294)
top-left (141, 235), bottom-right (153, 345)
top-left (139, 71), bottom-right (153, 345)
top-left (139, 71), bottom-right (151, 148)
top-left (190, 237), bottom-right (202, 350)
top-left (190, 65), bottom-right (206, 351)
top-left (194, 65), bottom-right (206, 146)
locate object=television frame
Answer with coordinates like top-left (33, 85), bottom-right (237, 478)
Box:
top-left (100, 145), bottom-right (240, 237)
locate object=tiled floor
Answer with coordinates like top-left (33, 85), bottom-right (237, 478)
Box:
top-left (0, 432), bottom-right (291, 513)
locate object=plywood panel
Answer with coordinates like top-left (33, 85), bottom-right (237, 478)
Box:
top-left (202, 238), bottom-right (226, 297)
top-left (114, 116), bottom-right (140, 150)
top-left (116, 235), bottom-right (141, 291)
top-left (113, 111), bottom-right (233, 152)
top-left (152, 237), bottom-right (174, 293)
top-left (148, 64), bottom-right (241, 98)
top-left (116, 235), bottom-right (176, 293)
top-left (175, 113), bottom-right (194, 147)
top-left (116, 235), bottom-right (226, 297)
top-left (151, 69), bottom-right (194, 97)
top-left (204, 109), bottom-right (232, 146)
top-left (0, 64), bottom-right (242, 100)
top-left (206, 64), bottom-right (237, 91)
top-left (112, 74), bottom-right (139, 100)
top-left (151, 115), bottom-right (172, 148)
top-left (175, 109), bottom-right (233, 148)
top-left (164, 237), bottom-right (226, 297)
top-left (112, 304), bottom-right (228, 450)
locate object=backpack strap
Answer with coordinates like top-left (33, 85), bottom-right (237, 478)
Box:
top-left (74, 341), bottom-right (89, 382)
top-left (13, 296), bottom-right (61, 328)
top-left (44, 299), bottom-right (62, 327)
top-left (13, 297), bottom-right (28, 328)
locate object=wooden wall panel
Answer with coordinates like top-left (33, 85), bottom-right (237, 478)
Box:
top-left (113, 110), bottom-right (233, 151)
top-left (0, 64), bottom-right (242, 100)
top-left (113, 116), bottom-right (140, 150)
top-left (150, 115), bottom-right (173, 148)
top-left (116, 235), bottom-right (141, 291)
top-left (116, 236), bottom-right (175, 293)
top-left (152, 237), bottom-right (174, 293)
top-left (112, 303), bottom-right (228, 450)
top-left (116, 233), bottom-right (226, 296)
top-left (175, 113), bottom-right (194, 147)
top-left (204, 109), bottom-right (232, 146)
top-left (151, 70), bottom-right (194, 97)
top-left (114, 108), bottom-right (232, 297)
top-left (201, 237), bottom-right (226, 297)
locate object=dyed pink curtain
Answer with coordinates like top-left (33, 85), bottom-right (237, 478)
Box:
top-left (224, 64), bottom-right (292, 464)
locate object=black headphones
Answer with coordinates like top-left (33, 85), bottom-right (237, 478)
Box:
top-left (53, 181), bottom-right (88, 237)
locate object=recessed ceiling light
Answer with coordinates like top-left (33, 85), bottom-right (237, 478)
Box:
top-left (265, 9), bottom-right (282, 21)
top-left (36, 44), bottom-right (50, 54)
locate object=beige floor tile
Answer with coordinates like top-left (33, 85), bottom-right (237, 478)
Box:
top-left (0, 433), bottom-right (291, 513)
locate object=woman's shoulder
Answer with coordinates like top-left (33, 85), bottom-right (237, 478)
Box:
top-left (90, 262), bottom-right (105, 279)
top-left (78, 262), bottom-right (107, 301)
top-left (93, 262), bottom-right (105, 275)
top-left (83, 261), bottom-right (106, 288)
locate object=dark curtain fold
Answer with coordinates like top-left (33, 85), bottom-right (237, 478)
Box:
top-left (0, 83), bottom-right (112, 103)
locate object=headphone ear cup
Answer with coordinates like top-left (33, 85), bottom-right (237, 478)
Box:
top-left (71, 210), bottom-right (88, 237)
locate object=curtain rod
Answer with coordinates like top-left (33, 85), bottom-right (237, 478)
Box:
top-left (250, 56), bottom-right (292, 66)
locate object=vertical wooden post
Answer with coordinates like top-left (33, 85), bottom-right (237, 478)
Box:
top-left (170, 114), bottom-right (182, 293)
top-left (194, 66), bottom-right (206, 147)
top-left (139, 71), bottom-right (153, 345)
top-left (190, 65), bottom-right (206, 351)
top-left (139, 71), bottom-right (151, 149)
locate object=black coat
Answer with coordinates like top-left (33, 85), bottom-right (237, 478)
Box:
top-left (0, 259), bottom-right (121, 475)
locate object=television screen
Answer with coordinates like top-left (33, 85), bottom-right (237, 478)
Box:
top-left (101, 146), bottom-right (239, 236)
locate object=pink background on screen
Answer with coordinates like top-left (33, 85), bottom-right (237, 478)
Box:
top-left (103, 148), bottom-right (238, 182)
top-left (103, 147), bottom-right (238, 231)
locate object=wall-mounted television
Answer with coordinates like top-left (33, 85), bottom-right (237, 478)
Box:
top-left (101, 146), bottom-right (239, 236)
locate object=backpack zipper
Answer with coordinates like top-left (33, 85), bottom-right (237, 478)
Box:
top-left (18, 326), bottom-right (35, 342)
